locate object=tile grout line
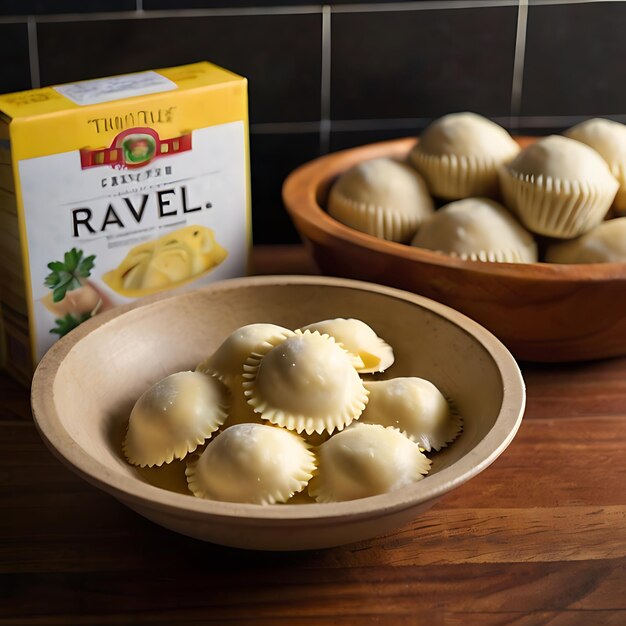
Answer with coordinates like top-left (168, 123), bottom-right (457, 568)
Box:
top-left (531, 0), bottom-right (625, 5)
top-left (250, 121), bottom-right (323, 134)
top-left (508, 113), bottom-right (626, 126)
top-left (332, 0), bottom-right (519, 14)
top-left (0, 0), bottom-right (618, 24)
top-left (510, 0), bottom-right (529, 126)
top-left (250, 114), bottom-right (626, 135)
top-left (320, 5), bottom-right (332, 154)
top-left (26, 16), bottom-right (40, 89)
top-left (0, 7), bottom-right (323, 25)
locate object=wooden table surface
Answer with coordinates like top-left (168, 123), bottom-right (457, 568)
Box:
top-left (2, 246), bottom-right (625, 626)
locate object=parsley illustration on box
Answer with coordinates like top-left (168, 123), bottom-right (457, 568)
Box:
top-left (42, 248), bottom-right (112, 337)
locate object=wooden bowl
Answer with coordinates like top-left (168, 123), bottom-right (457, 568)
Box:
top-left (31, 276), bottom-right (525, 550)
top-left (283, 137), bottom-right (626, 362)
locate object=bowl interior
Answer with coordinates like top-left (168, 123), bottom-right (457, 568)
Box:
top-left (47, 279), bottom-right (506, 506)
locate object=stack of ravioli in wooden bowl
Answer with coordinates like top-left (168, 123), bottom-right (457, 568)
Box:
top-left (283, 114), bottom-right (626, 362)
top-left (123, 320), bottom-right (462, 505)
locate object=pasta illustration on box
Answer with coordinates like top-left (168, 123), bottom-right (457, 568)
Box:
top-left (0, 62), bottom-right (250, 384)
top-left (103, 225), bottom-right (227, 298)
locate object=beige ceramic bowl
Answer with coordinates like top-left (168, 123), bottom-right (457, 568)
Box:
top-left (31, 275), bottom-right (525, 551)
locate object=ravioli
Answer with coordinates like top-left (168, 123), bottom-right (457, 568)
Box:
top-left (327, 157), bottom-right (434, 243)
top-left (103, 225), bottom-right (227, 297)
top-left (546, 217), bottom-right (626, 264)
top-left (243, 330), bottom-right (369, 435)
top-left (197, 323), bottom-right (294, 430)
top-left (564, 118), bottom-right (626, 212)
top-left (123, 319), bottom-right (465, 505)
top-left (359, 377), bottom-right (462, 452)
top-left (499, 135), bottom-right (618, 239)
top-left (308, 423), bottom-right (431, 502)
top-left (196, 323), bottom-right (294, 384)
top-left (411, 197), bottom-right (537, 263)
top-left (123, 370), bottom-right (229, 468)
top-left (185, 423), bottom-right (316, 504)
top-left (300, 318), bottom-right (394, 373)
top-left (410, 112), bottom-right (520, 200)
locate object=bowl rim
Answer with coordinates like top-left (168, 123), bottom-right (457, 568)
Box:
top-left (282, 136), bottom-right (626, 282)
top-left (31, 275), bottom-right (526, 523)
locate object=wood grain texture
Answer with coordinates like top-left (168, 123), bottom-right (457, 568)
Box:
top-left (1, 246), bottom-right (625, 624)
top-left (0, 374), bottom-right (30, 421)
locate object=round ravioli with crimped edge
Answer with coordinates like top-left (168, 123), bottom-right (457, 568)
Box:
top-left (196, 323), bottom-right (295, 384)
top-left (185, 423), bottom-right (316, 504)
top-left (411, 197), bottom-right (537, 263)
top-left (299, 318), bottom-right (394, 373)
top-left (546, 217), bottom-right (626, 264)
top-left (242, 329), bottom-right (369, 435)
top-left (359, 377), bottom-right (463, 452)
top-left (327, 157), bottom-right (434, 243)
top-left (123, 371), bottom-right (229, 468)
top-left (308, 423), bottom-right (431, 503)
top-left (498, 135), bottom-right (619, 239)
top-left (197, 324), bottom-right (294, 434)
top-left (409, 112), bottom-right (520, 200)
top-left (564, 118), bottom-right (626, 212)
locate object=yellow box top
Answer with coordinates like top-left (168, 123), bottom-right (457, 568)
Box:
top-left (0, 61), bottom-right (248, 161)
top-left (0, 61), bottom-right (244, 120)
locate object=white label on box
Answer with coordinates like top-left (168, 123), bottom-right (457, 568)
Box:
top-left (53, 71), bottom-right (177, 105)
top-left (19, 121), bottom-right (248, 360)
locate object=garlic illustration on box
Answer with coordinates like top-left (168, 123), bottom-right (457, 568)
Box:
top-left (42, 248), bottom-right (112, 337)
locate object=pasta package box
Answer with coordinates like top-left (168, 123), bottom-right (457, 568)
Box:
top-left (0, 62), bottom-right (250, 384)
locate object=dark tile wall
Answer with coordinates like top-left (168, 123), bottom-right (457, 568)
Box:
top-left (522, 1), bottom-right (626, 117)
top-left (331, 7), bottom-right (517, 120)
top-left (0, 24), bottom-right (31, 93)
top-left (329, 126), bottom-right (420, 153)
top-left (250, 133), bottom-right (321, 243)
top-left (0, 0), bottom-right (134, 14)
top-left (144, 0), bottom-right (319, 7)
top-left (0, 0), bottom-right (624, 243)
